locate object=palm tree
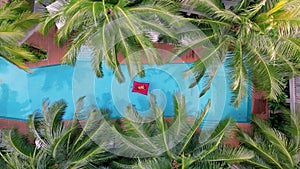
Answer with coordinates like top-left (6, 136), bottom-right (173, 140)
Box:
top-left (0, 98), bottom-right (115, 168)
top-left (178, 0), bottom-right (300, 106)
top-left (0, 94), bottom-right (253, 168)
top-left (40, 0), bottom-right (183, 82)
top-left (108, 94), bottom-right (254, 168)
top-left (238, 110), bottom-right (300, 169)
top-left (0, 0), bottom-right (40, 71)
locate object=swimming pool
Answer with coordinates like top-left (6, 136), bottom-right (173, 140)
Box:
top-left (0, 50), bottom-right (251, 126)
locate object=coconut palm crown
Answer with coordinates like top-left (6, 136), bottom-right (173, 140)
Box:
top-left (40, 0), bottom-right (183, 82)
top-left (0, 97), bottom-right (115, 168)
top-left (0, 0), bottom-right (40, 71)
top-left (181, 0), bottom-right (300, 106)
top-left (238, 110), bottom-right (300, 169)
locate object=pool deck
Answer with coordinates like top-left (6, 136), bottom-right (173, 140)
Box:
top-left (0, 28), bottom-right (267, 144)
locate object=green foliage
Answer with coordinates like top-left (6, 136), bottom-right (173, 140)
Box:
top-left (0, 98), bottom-right (115, 168)
top-left (0, 94), bottom-right (255, 168)
top-left (238, 111), bottom-right (300, 169)
top-left (268, 92), bottom-right (289, 113)
top-left (179, 0), bottom-right (300, 107)
top-left (38, 0), bottom-right (300, 109)
top-left (21, 43), bottom-right (47, 61)
top-left (111, 95), bottom-right (254, 168)
top-left (0, 0), bottom-right (40, 71)
top-left (40, 0), bottom-right (182, 82)
top-left (269, 111), bottom-right (290, 132)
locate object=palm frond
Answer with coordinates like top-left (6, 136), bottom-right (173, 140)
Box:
top-left (11, 12), bottom-right (40, 31)
top-left (0, 0), bottom-right (40, 70)
top-left (39, 0), bottom-right (65, 35)
top-left (182, 0), bottom-right (300, 108)
top-left (180, 36), bottom-right (227, 94)
top-left (205, 145), bottom-right (254, 163)
top-left (122, 157), bottom-right (172, 169)
top-left (0, 27), bottom-right (23, 44)
top-left (190, 160), bottom-right (229, 169)
top-left (43, 100), bottom-right (66, 138)
top-left (238, 110), bottom-right (300, 168)
top-left (72, 109), bottom-right (109, 153)
top-left (178, 99), bottom-right (210, 154)
top-left (227, 40), bottom-right (250, 107)
top-left (188, 119), bottom-right (238, 165)
top-left (41, 0), bottom-right (183, 82)
top-left (191, 0), bottom-right (241, 23)
top-left (239, 130), bottom-right (284, 169)
top-left (252, 116), bottom-right (295, 166)
top-left (246, 45), bottom-right (284, 100)
top-left (285, 111), bottom-right (300, 151)
top-left (0, 46), bottom-right (33, 71)
top-left (121, 106), bottom-right (160, 152)
top-left (200, 118), bottom-right (237, 147)
top-left (28, 149), bottom-right (51, 169)
top-left (28, 112), bottom-right (48, 149)
top-left (255, 0), bottom-right (300, 35)
top-left (243, 158), bottom-right (273, 169)
top-left (2, 45), bottom-right (36, 61)
top-left (243, 0), bottom-right (267, 18)
top-left (51, 125), bottom-right (77, 161)
top-left (1, 129), bottom-right (35, 159)
top-left (0, 151), bottom-right (30, 169)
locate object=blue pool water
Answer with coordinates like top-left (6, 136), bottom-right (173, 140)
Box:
top-left (0, 50), bottom-right (251, 125)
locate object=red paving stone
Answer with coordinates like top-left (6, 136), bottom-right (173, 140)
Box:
top-left (0, 118), bottom-right (28, 135)
top-left (252, 89), bottom-right (269, 119)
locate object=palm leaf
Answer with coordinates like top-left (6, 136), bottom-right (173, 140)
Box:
top-left (185, 37), bottom-right (228, 96)
top-left (243, 158), bottom-right (273, 169)
top-left (228, 40), bottom-right (249, 107)
top-left (205, 146), bottom-right (254, 163)
top-left (72, 110), bottom-right (108, 153)
top-left (169, 94), bottom-right (188, 137)
top-left (28, 112), bottom-right (48, 149)
top-left (252, 116), bottom-right (295, 166)
top-left (182, 0), bottom-right (300, 108)
top-left (246, 45), bottom-right (284, 100)
top-left (44, 100), bottom-right (66, 138)
top-left (51, 125), bottom-right (77, 160)
top-left (189, 119), bottom-right (239, 165)
top-left (191, 0), bottom-right (241, 23)
top-left (286, 110), bottom-right (300, 151)
top-left (199, 118), bottom-right (236, 147)
top-left (11, 12), bottom-right (40, 31)
top-left (122, 106), bottom-right (160, 152)
top-left (148, 94), bottom-right (172, 157)
top-left (0, 151), bottom-right (30, 169)
top-left (178, 99), bottom-right (211, 154)
top-left (0, 0), bottom-right (40, 70)
top-left (0, 28), bottom-right (23, 44)
top-left (41, 0), bottom-right (183, 81)
top-left (2, 46), bottom-right (36, 62)
top-left (1, 130), bottom-right (35, 159)
top-left (39, 10), bottom-right (63, 36)
top-left (239, 129), bottom-right (284, 169)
